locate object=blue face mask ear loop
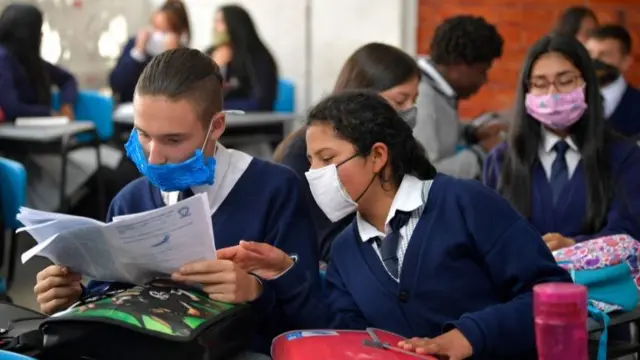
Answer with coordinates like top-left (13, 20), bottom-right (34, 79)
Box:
top-left (202, 110), bottom-right (245, 157)
top-left (200, 113), bottom-right (218, 155)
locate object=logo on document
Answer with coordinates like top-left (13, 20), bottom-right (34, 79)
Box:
top-left (178, 206), bottom-right (191, 219)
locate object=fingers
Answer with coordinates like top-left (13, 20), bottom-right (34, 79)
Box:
top-left (37, 282), bottom-right (82, 314)
top-left (398, 337), bottom-right (442, 355)
top-left (37, 265), bottom-right (74, 282)
top-left (546, 240), bottom-right (560, 251)
top-left (40, 298), bottom-right (72, 315)
top-left (35, 271), bottom-right (81, 296)
top-left (178, 259), bottom-right (234, 275)
top-left (239, 240), bottom-right (275, 255)
top-left (215, 246), bottom-right (238, 261)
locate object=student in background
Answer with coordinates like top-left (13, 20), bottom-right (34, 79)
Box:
top-left (272, 42), bottom-right (420, 262)
top-left (206, 5), bottom-right (277, 111)
top-left (109, 0), bottom-right (190, 103)
top-left (415, 15), bottom-right (507, 179)
top-left (33, 49), bottom-right (317, 360)
top-left (219, 91), bottom-right (571, 360)
top-left (553, 6), bottom-right (598, 45)
top-left (0, 3), bottom-right (77, 121)
top-left (585, 25), bottom-right (640, 138)
top-left (484, 35), bottom-right (640, 251)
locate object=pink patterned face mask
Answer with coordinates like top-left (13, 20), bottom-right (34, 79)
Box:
top-left (525, 86), bottom-right (587, 130)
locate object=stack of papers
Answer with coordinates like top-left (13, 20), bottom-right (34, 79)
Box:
top-left (15, 116), bottom-right (70, 126)
top-left (18, 193), bottom-right (216, 285)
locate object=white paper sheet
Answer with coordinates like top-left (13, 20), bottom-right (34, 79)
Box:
top-left (19, 193), bottom-right (216, 285)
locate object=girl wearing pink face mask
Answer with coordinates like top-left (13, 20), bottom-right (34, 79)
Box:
top-left (484, 34), bottom-right (640, 252)
top-left (109, 0), bottom-right (191, 104)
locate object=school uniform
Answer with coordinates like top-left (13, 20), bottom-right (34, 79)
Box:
top-left (602, 76), bottom-right (640, 138)
top-left (109, 38), bottom-right (150, 103)
top-left (0, 45), bottom-right (102, 213)
top-left (275, 130), bottom-right (354, 262)
top-left (484, 129), bottom-right (640, 241)
top-left (0, 45), bottom-right (77, 120)
top-left (212, 49), bottom-right (277, 112)
top-left (414, 57), bottom-right (484, 179)
top-left (85, 145), bottom-right (320, 354)
top-left (268, 174), bottom-right (571, 359)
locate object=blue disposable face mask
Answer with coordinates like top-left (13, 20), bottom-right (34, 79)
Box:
top-left (124, 122), bottom-right (217, 192)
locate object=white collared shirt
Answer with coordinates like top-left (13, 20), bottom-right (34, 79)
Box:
top-left (600, 76), bottom-right (627, 119)
top-left (417, 57), bottom-right (456, 98)
top-left (356, 175), bottom-right (432, 281)
top-left (538, 129), bottom-right (581, 180)
top-left (161, 144), bottom-right (253, 214)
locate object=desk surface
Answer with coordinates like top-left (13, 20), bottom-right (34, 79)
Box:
top-left (0, 122), bottom-right (95, 142)
top-left (114, 109), bottom-right (300, 127)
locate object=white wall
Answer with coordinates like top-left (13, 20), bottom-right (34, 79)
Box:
top-left (173, 0), bottom-right (417, 110)
top-left (6, 0), bottom-right (417, 111)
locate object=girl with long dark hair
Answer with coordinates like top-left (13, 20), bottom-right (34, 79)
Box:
top-left (217, 91), bottom-right (570, 360)
top-left (484, 35), bottom-right (640, 251)
top-left (0, 3), bottom-right (77, 121)
top-left (207, 5), bottom-right (278, 111)
top-left (273, 42), bottom-right (420, 262)
top-left (553, 6), bottom-right (598, 45)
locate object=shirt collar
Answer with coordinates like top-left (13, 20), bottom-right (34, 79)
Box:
top-left (357, 175), bottom-right (425, 241)
top-left (600, 76), bottom-right (627, 116)
top-left (417, 56), bottom-right (456, 98)
top-left (540, 127), bottom-right (579, 154)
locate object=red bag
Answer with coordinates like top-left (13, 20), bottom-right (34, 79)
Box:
top-left (271, 328), bottom-right (438, 360)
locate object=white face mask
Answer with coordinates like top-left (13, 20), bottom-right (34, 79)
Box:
top-left (146, 31), bottom-right (167, 56)
top-left (305, 164), bottom-right (357, 222)
top-left (146, 31), bottom-right (189, 57)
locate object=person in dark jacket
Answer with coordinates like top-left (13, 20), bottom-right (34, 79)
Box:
top-left (205, 5), bottom-right (278, 111)
top-left (0, 3), bottom-right (77, 121)
top-left (585, 24), bottom-right (640, 138)
top-left (109, 0), bottom-right (190, 103)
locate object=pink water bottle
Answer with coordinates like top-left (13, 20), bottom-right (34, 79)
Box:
top-left (534, 283), bottom-right (588, 360)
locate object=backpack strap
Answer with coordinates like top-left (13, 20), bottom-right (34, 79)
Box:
top-left (588, 303), bottom-right (611, 360)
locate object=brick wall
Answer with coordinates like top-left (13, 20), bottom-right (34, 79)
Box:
top-left (417, 0), bottom-right (640, 119)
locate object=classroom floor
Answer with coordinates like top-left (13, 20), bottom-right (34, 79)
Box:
top-left (7, 233), bottom-right (50, 311)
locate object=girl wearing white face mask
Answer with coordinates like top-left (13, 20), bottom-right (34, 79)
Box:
top-left (109, 0), bottom-right (190, 103)
top-left (273, 42), bottom-right (420, 263)
top-left (217, 90), bottom-right (571, 360)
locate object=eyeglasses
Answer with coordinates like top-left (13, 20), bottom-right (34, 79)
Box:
top-left (527, 74), bottom-right (583, 94)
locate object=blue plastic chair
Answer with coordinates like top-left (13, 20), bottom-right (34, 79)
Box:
top-left (0, 350), bottom-right (36, 359)
top-left (51, 90), bottom-right (114, 141)
top-left (273, 79), bottom-right (295, 113)
top-left (0, 157), bottom-right (27, 291)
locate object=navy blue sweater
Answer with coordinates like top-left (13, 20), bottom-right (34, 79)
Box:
top-left (109, 38), bottom-right (148, 103)
top-left (0, 45), bottom-right (77, 120)
top-left (266, 174), bottom-right (571, 359)
top-left (608, 85), bottom-right (640, 138)
top-left (87, 158), bottom-right (320, 354)
top-left (484, 139), bottom-right (640, 241)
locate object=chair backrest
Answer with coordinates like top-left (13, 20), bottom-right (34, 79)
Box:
top-left (0, 157), bottom-right (26, 230)
top-left (0, 350), bottom-right (36, 359)
top-left (51, 90), bottom-right (114, 141)
top-left (273, 79), bottom-right (295, 113)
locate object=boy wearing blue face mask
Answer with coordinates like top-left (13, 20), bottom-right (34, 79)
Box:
top-left (33, 48), bottom-right (320, 358)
